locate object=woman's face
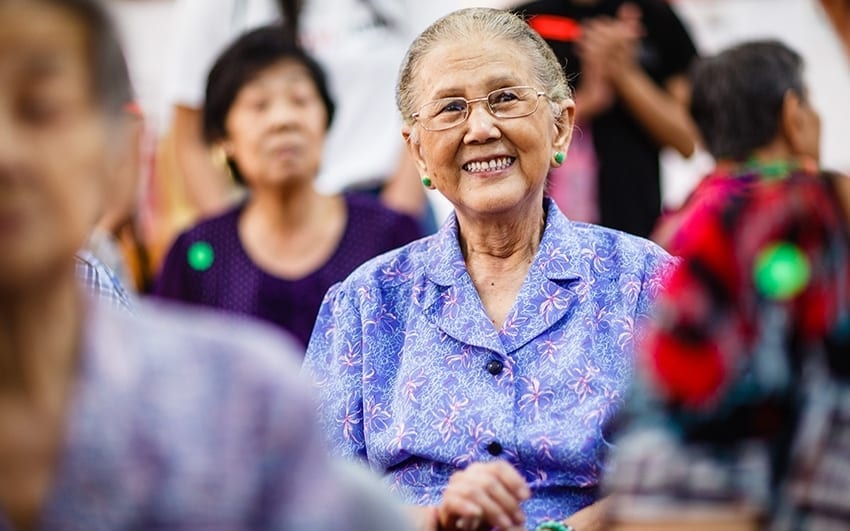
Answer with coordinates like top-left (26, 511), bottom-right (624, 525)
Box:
top-left (403, 37), bottom-right (573, 220)
top-left (222, 59), bottom-right (328, 190)
top-left (0, 1), bottom-right (110, 290)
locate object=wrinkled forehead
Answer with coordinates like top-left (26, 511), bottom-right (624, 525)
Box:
top-left (0, 2), bottom-right (91, 94)
top-left (410, 36), bottom-right (537, 104)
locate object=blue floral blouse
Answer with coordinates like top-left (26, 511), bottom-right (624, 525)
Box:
top-left (303, 199), bottom-right (674, 526)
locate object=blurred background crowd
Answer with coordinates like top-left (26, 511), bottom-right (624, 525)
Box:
top-left (107, 0), bottom-right (850, 295)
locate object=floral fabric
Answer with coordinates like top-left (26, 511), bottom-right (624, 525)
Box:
top-left (303, 198), bottom-right (674, 526)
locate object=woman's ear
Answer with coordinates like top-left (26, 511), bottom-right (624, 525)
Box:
top-left (401, 123), bottom-right (428, 177)
top-left (780, 90), bottom-right (801, 147)
top-left (219, 139), bottom-right (234, 159)
top-left (553, 98), bottom-right (576, 154)
top-left (780, 89), bottom-right (820, 161)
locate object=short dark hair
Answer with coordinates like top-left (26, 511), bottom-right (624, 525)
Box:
top-left (203, 25), bottom-right (335, 145)
top-left (39, 0), bottom-right (133, 120)
top-left (690, 40), bottom-right (805, 161)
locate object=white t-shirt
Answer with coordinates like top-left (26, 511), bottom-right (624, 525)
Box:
top-left (166, 0), bottom-right (456, 193)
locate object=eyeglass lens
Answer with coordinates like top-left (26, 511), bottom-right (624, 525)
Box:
top-left (418, 86), bottom-right (540, 130)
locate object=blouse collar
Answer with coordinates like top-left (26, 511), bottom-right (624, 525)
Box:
top-left (423, 198), bottom-right (585, 287)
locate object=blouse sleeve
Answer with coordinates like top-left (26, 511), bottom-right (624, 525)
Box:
top-left (302, 283), bottom-right (369, 462)
top-left (635, 243), bottom-right (679, 331)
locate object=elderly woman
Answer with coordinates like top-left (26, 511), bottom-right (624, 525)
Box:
top-left (303, 8), bottom-right (674, 530)
top-left (155, 26), bottom-right (421, 347)
top-left (606, 41), bottom-right (850, 530)
top-left (0, 0), bottom-right (410, 528)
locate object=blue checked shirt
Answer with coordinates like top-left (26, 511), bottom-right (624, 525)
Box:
top-left (75, 250), bottom-right (133, 312)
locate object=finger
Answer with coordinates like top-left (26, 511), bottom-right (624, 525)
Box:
top-left (441, 461), bottom-right (530, 529)
top-left (438, 497), bottom-right (482, 531)
top-left (450, 470), bottom-right (521, 528)
top-left (487, 461), bottom-right (532, 500)
top-left (451, 509), bottom-right (482, 531)
top-left (470, 485), bottom-right (524, 528)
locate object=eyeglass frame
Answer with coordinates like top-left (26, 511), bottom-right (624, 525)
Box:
top-left (410, 85), bottom-right (549, 132)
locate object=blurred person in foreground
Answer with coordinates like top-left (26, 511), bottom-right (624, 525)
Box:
top-left (0, 0), bottom-right (411, 528)
top-left (605, 41), bottom-right (850, 530)
top-left (155, 26), bottom-right (421, 348)
top-left (303, 8), bottom-right (675, 530)
top-left (85, 101), bottom-right (145, 293)
top-left (74, 43), bottom-right (138, 312)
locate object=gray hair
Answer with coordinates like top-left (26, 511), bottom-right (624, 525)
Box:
top-left (396, 7), bottom-right (571, 125)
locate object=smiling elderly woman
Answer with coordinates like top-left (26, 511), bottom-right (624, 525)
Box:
top-left (303, 8), bottom-right (675, 531)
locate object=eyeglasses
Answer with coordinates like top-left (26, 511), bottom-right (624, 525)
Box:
top-left (411, 85), bottom-right (547, 132)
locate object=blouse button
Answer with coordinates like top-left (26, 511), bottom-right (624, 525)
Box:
top-left (486, 441), bottom-right (503, 456)
top-left (486, 359), bottom-right (504, 375)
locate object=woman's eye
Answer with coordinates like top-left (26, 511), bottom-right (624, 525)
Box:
top-left (251, 100), bottom-right (269, 112)
top-left (437, 99), bottom-right (466, 115)
top-left (289, 94), bottom-right (312, 107)
top-left (19, 97), bottom-right (64, 125)
top-left (492, 90), bottom-right (519, 104)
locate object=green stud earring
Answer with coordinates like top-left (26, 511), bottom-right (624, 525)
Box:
top-left (422, 176), bottom-right (432, 188)
top-left (553, 151), bottom-right (566, 165)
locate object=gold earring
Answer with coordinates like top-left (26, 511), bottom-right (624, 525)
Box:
top-left (212, 145), bottom-right (230, 170)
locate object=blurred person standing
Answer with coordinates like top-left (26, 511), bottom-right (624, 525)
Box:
top-left (164, 0), bottom-right (456, 233)
top-left (512, 0), bottom-right (699, 238)
top-left (0, 0), bottom-right (412, 528)
top-left (155, 27), bottom-right (422, 348)
top-left (605, 41), bottom-right (850, 530)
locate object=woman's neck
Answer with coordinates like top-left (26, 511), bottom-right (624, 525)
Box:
top-left (719, 148), bottom-right (816, 181)
top-left (456, 200), bottom-right (547, 330)
top-left (458, 201), bottom-right (547, 272)
top-left (243, 182), bottom-right (324, 234)
top-left (238, 184), bottom-right (347, 279)
top-left (0, 272), bottom-right (82, 407)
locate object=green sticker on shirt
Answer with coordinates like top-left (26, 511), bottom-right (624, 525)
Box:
top-left (754, 242), bottom-right (810, 300)
top-left (187, 241), bottom-right (215, 272)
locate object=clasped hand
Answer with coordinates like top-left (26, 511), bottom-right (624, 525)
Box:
top-left (434, 460), bottom-right (531, 531)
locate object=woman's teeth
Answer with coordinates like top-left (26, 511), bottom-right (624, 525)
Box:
top-left (463, 157), bottom-right (514, 173)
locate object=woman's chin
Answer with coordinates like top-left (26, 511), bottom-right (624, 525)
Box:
top-left (250, 171), bottom-right (314, 191)
top-left (457, 193), bottom-right (538, 219)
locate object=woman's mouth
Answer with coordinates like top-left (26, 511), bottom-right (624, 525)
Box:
top-left (462, 156), bottom-right (515, 173)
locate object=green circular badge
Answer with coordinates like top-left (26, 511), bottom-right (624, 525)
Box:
top-left (187, 241), bottom-right (215, 272)
top-left (753, 242), bottom-right (810, 300)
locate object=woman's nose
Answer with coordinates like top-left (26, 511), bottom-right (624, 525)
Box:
top-left (267, 100), bottom-right (299, 127)
top-left (463, 102), bottom-right (500, 143)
